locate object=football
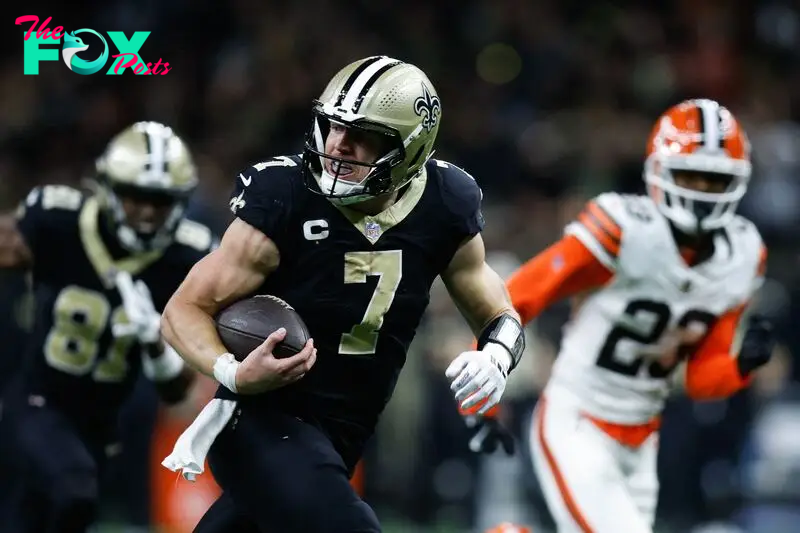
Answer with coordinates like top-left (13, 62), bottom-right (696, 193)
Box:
top-left (215, 294), bottom-right (310, 361)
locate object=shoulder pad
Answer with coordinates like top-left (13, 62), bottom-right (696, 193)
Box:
top-left (430, 157), bottom-right (480, 183)
top-left (16, 184), bottom-right (85, 224)
top-left (564, 193), bottom-right (660, 271)
top-left (591, 192), bottom-right (660, 226)
top-left (14, 185), bottom-right (86, 261)
top-left (250, 155), bottom-right (302, 174)
top-left (175, 219), bottom-right (215, 252)
top-left (613, 193), bottom-right (660, 225)
top-left (564, 193), bottom-right (625, 270)
top-left (429, 159), bottom-right (485, 235)
top-left (728, 215), bottom-right (766, 293)
top-left (25, 185), bottom-right (85, 213)
top-left (728, 215), bottom-right (762, 248)
top-left (231, 156), bottom-right (301, 213)
top-left (228, 155), bottom-right (302, 242)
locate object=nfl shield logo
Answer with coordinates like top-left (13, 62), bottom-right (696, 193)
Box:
top-left (365, 221), bottom-right (381, 240)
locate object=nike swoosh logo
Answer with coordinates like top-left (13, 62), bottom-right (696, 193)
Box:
top-left (240, 173), bottom-right (252, 186)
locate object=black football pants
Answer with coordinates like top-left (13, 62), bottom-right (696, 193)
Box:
top-left (194, 405), bottom-right (381, 533)
top-left (4, 399), bottom-right (110, 533)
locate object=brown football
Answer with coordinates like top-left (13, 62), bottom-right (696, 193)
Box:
top-left (215, 295), bottom-right (310, 361)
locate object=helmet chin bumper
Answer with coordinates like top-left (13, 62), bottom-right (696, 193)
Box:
top-left (317, 169), bottom-right (372, 205)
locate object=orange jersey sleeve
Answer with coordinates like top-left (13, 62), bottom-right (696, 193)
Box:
top-left (684, 304), bottom-right (751, 400)
top-left (507, 234), bottom-right (614, 326)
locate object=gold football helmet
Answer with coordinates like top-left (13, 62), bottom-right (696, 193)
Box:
top-left (302, 56), bottom-right (442, 204)
top-left (95, 121), bottom-right (198, 251)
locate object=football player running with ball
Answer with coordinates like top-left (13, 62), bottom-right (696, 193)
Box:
top-left (0, 121), bottom-right (216, 533)
top-left (476, 99), bottom-right (774, 533)
top-left (161, 56), bottom-right (526, 532)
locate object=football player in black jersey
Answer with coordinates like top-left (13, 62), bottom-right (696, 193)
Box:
top-left (162, 56), bottom-right (526, 533)
top-left (0, 121), bottom-right (216, 533)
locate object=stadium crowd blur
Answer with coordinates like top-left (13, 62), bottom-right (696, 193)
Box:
top-left (1, 0), bottom-right (799, 531)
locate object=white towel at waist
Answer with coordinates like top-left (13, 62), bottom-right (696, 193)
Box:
top-left (161, 398), bottom-right (238, 481)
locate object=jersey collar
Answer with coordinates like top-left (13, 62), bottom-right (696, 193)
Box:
top-left (79, 196), bottom-right (164, 288)
top-left (332, 167), bottom-right (427, 245)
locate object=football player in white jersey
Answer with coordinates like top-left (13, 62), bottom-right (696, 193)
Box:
top-left (467, 99), bottom-right (776, 533)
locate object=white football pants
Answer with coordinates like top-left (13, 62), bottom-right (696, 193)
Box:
top-left (529, 397), bottom-right (659, 533)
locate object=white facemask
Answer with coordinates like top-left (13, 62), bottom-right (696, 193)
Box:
top-left (316, 169), bottom-right (373, 205)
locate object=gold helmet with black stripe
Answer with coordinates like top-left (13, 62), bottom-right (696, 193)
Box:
top-left (95, 121), bottom-right (198, 252)
top-left (302, 56), bottom-right (442, 205)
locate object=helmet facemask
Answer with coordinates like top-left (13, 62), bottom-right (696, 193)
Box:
top-left (645, 153), bottom-right (751, 235)
top-left (101, 180), bottom-right (189, 253)
top-left (302, 105), bottom-right (406, 205)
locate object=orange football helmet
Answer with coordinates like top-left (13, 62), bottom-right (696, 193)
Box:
top-left (644, 98), bottom-right (751, 234)
top-left (484, 523), bottom-right (532, 533)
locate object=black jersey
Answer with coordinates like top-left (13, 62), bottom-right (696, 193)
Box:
top-left (221, 155), bottom-right (484, 468)
top-left (15, 185), bottom-right (216, 424)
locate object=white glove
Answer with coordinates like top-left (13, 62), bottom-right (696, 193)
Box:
top-left (112, 271), bottom-right (161, 345)
top-left (445, 344), bottom-right (510, 416)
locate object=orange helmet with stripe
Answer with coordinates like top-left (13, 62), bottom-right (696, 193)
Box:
top-left (644, 98), bottom-right (751, 234)
top-left (484, 522), bottom-right (532, 533)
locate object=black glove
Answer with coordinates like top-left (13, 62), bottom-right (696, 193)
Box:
top-left (464, 415), bottom-right (515, 455)
top-left (737, 314), bottom-right (776, 377)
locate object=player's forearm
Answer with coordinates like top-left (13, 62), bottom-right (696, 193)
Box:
top-left (682, 304), bottom-right (753, 400)
top-left (442, 235), bottom-right (523, 371)
top-left (162, 220), bottom-right (277, 379)
top-left (442, 236), bottom-right (516, 335)
top-left (475, 267), bottom-right (519, 333)
top-left (684, 353), bottom-right (750, 400)
top-left (451, 262), bottom-right (517, 336)
top-left (161, 297), bottom-right (228, 378)
top-left (448, 262), bottom-right (522, 371)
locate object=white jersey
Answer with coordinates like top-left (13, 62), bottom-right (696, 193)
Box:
top-left (545, 192), bottom-right (764, 424)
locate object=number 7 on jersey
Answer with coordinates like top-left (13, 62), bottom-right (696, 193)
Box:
top-left (339, 250), bottom-right (403, 355)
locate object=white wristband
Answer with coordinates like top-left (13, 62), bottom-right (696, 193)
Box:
top-left (141, 343), bottom-right (185, 382)
top-left (213, 353), bottom-right (240, 393)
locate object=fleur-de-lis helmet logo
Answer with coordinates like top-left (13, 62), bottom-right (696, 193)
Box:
top-left (414, 83), bottom-right (441, 133)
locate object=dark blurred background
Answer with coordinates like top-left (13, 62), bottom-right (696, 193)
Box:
top-left (1, 1), bottom-right (799, 532)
